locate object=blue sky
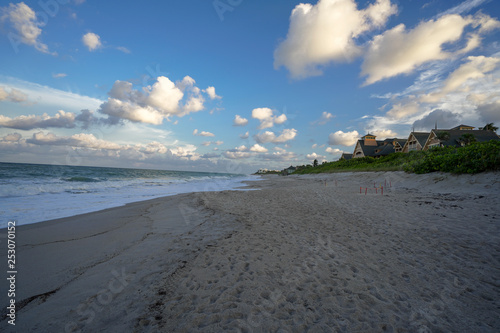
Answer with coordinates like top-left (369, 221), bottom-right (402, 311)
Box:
top-left (1, 0), bottom-right (499, 174)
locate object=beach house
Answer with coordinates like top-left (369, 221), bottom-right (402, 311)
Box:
top-left (402, 132), bottom-right (430, 153)
top-left (352, 134), bottom-right (406, 158)
top-left (340, 153), bottom-right (353, 160)
top-left (422, 125), bottom-right (500, 150)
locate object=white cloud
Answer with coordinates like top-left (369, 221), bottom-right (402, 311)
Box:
top-left (260, 148), bottom-right (297, 161)
top-left (313, 111), bottom-right (335, 125)
top-left (202, 140), bottom-right (223, 146)
top-left (100, 98), bottom-right (164, 125)
top-left (147, 76), bottom-right (184, 113)
top-left (254, 128), bottom-right (297, 144)
top-left (223, 145), bottom-right (252, 159)
top-left (99, 76), bottom-right (213, 124)
top-left (116, 46), bottom-right (130, 54)
top-left (0, 86), bottom-right (28, 103)
top-left (240, 131), bottom-right (249, 139)
top-left (421, 56), bottom-right (500, 103)
top-left (82, 32), bottom-right (102, 51)
top-left (362, 13), bottom-right (500, 85)
top-left (251, 107), bottom-right (287, 129)
top-left (0, 110), bottom-right (76, 130)
top-left (193, 129), bottom-right (215, 137)
top-left (27, 131), bottom-right (121, 150)
top-left (306, 152), bottom-right (326, 161)
top-left (204, 86), bottom-right (221, 100)
top-left (200, 131), bottom-right (215, 137)
top-left (233, 115), bottom-right (248, 126)
top-left (250, 144), bottom-right (268, 153)
top-left (326, 147), bottom-right (343, 155)
top-left (386, 100), bottom-right (421, 120)
top-left (369, 129), bottom-right (398, 138)
top-left (274, 0), bottom-right (397, 79)
top-left (1, 2), bottom-right (54, 54)
top-left (52, 73), bottom-right (68, 79)
top-left (328, 130), bottom-right (359, 146)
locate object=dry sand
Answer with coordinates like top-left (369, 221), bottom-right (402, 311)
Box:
top-left (1, 171), bottom-right (499, 332)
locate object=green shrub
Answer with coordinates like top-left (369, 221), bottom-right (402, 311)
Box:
top-left (295, 141), bottom-right (500, 175)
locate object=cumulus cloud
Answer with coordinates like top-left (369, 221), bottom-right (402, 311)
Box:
top-left (476, 101), bottom-right (500, 124)
top-left (0, 86), bottom-right (28, 103)
top-left (260, 147), bottom-right (297, 161)
top-left (412, 109), bottom-right (461, 131)
top-left (254, 128), bottom-right (297, 144)
top-left (0, 110), bottom-right (77, 130)
top-left (274, 0), bottom-right (397, 78)
top-left (306, 152), bottom-right (326, 161)
top-left (82, 32), bottom-right (102, 51)
top-left (193, 129), bottom-right (215, 137)
top-left (328, 130), bottom-right (359, 146)
top-left (240, 131), bottom-right (249, 139)
top-left (201, 140), bottom-right (223, 146)
top-left (223, 145), bottom-right (252, 159)
top-left (204, 86), bottom-right (221, 100)
top-left (251, 107), bottom-right (287, 129)
top-left (326, 147), bottom-right (343, 155)
top-left (1, 2), bottom-right (54, 54)
top-left (98, 76), bottom-right (213, 124)
top-left (362, 13), bottom-right (500, 85)
top-left (26, 131), bottom-right (121, 150)
top-left (233, 115), bottom-right (248, 126)
top-left (369, 129), bottom-right (399, 138)
top-left (250, 144), bottom-right (268, 153)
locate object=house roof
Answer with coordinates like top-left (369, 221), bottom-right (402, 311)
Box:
top-left (431, 129), bottom-right (499, 147)
top-left (340, 153), bottom-right (353, 160)
top-left (374, 143), bottom-right (395, 156)
top-left (450, 124), bottom-right (475, 130)
top-left (393, 139), bottom-right (407, 147)
top-left (356, 139), bottom-right (383, 157)
top-left (411, 132), bottom-right (430, 146)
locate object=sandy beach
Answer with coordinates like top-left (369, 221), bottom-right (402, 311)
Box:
top-left (1, 171), bottom-right (499, 332)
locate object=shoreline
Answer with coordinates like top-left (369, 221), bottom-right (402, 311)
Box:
top-left (1, 171), bottom-right (499, 332)
top-left (2, 173), bottom-right (261, 229)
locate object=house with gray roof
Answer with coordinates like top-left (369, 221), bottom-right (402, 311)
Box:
top-left (422, 127), bottom-right (499, 150)
top-left (402, 132), bottom-right (430, 153)
top-left (352, 134), bottom-right (406, 158)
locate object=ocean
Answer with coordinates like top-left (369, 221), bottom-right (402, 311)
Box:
top-left (0, 162), bottom-right (259, 228)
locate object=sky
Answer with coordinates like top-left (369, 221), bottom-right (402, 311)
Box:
top-left (0, 0), bottom-right (499, 174)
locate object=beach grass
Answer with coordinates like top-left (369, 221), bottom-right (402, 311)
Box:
top-left (294, 140), bottom-right (500, 175)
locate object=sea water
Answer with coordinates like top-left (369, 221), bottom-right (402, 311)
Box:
top-left (0, 162), bottom-right (259, 228)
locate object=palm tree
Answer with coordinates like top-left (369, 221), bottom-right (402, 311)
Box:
top-left (458, 133), bottom-right (476, 146)
top-left (436, 131), bottom-right (450, 141)
top-left (482, 123), bottom-right (498, 132)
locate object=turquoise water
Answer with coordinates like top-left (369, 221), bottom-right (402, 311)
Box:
top-left (0, 162), bottom-right (258, 227)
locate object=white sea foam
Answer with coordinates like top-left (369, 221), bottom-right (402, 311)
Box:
top-left (0, 163), bottom-right (260, 228)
